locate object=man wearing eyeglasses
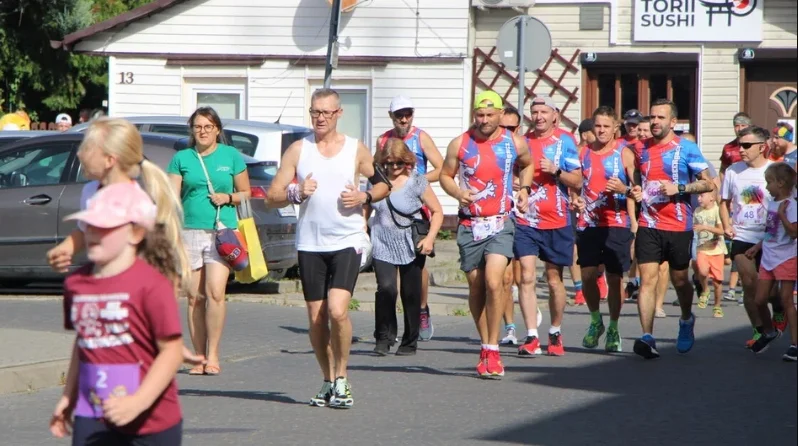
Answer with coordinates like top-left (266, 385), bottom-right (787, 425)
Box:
top-left (376, 96), bottom-right (444, 342)
top-left (266, 88), bottom-right (391, 409)
top-left (439, 90), bottom-right (534, 378)
top-left (720, 126), bottom-right (778, 348)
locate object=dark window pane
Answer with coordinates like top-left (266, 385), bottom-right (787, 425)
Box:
top-left (281, 130), bottom-right (312, 157)
top-left (598, 74), bottom-right (616, 109)
top-left (225, 130), bottom-right (258, 157)
top-left (671, 75), bottom-right (692, 121)
top-left (620, 74), bottom-right (639, 115)
top-left (649, 75), bottom-right (668, 106)
top-left (149, 124), bottom-right (189, 137)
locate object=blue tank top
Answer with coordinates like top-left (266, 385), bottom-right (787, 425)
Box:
top-left (378, 127), bottom-right (428, 174)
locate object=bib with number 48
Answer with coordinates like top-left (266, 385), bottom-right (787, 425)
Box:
top-left (472, 217), bottom-right (505, 242)
top-left (75, 362), bottom-right (141, 418)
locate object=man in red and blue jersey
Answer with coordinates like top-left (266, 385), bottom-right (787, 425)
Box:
top-left (513, 95), bottom-right (582, 357)
top-left (376, 96), bottom-right (444, 342)
top-left (573, 106), bottom-right (637, 352)
top-left (440, 90), bottom-right (533, 378)
top-left (630, 99), bottom-right (715, 360)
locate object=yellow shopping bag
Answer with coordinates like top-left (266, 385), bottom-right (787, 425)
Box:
top-left (234, 198), bottom-right (268, 284)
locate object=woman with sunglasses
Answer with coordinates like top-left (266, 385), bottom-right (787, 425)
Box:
top-left (366, 138), bottom-right (444, 356)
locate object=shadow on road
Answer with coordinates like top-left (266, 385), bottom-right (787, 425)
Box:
top-left (471, 325), bottom-right (798, 445)
top-left (179, 389), bottom-right (304, 405)
top-left (347, 364), bottom-right (468, 377)
top-left (183, 427), bottom-right (258, 435)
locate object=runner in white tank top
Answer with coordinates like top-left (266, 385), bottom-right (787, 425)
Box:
top-left (265, 88), bottom-right (391, 409)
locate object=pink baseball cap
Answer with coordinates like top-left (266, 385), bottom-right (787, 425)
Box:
top-left (65, 182), bottom-right (157, 231)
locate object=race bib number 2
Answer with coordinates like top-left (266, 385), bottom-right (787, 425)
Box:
top-left (75, 362), bottom-right (140, 418)
top-left (472, 217), bottom-right (505, 242)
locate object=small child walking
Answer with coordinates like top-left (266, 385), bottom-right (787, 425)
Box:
top-left (750, 162), bottom-right (797, 361)
top-left (693, 190), bottom-right (727, 317)
top-left (50, 182), bottom-right (185, 445)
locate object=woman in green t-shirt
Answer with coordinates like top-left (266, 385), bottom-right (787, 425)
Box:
top-left (167, 107), bottom-right (251, 376)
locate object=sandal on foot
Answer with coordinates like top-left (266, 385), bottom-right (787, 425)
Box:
top-left (204, 364), bottom-right (221, 375)
top-left (188, 365), bottom-right (205, 375)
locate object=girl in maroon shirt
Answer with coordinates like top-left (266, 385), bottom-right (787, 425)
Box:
top-left (50, 182), bottom-right (185, 445)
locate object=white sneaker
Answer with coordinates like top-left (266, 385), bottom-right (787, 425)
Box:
top-left (500, 327), bottom-right (518, 345)
top-left (723, 291), bottom-right (737, 302)
top-left (511, 285), bottom-right (519, 303)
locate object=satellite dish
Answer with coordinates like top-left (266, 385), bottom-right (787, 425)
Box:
top-left (327, 0), bottom-right (359, 13)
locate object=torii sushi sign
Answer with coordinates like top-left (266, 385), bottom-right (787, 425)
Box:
top-left (633, 0), bottom-right (763, 42)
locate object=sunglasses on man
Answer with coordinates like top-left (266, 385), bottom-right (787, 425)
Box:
top-left (500, 124), bottom-right (519, 132)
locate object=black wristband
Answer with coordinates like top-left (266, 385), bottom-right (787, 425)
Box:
top-left (521, 185), bottom-right (532, 195)
top-left (364, 191), bottom-right (373, 205)
top-left (228, 193), bottom-right (234, 204)
top-left (554, 168), bottom-right (562, 178)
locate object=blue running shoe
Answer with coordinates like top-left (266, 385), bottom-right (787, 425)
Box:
top-left (677, 314), bottom-right (696, 353)
top-left (633, 334), bottom-right (660, 359)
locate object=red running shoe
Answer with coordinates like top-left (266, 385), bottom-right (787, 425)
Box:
top-left (598, 275), bottom-right (608, 301)
top-left (518, 336), bottom-right (542, 357)
top-left (485, 350), bottom-right (505, 378)
top-left (476, 348), bottom-right (489, 377)
top-left (547, 332), bottom-right (566, 356)
top-left (574, 290), bottom-right (586, 306)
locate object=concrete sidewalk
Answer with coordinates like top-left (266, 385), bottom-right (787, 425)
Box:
top-left (0, 328), bottom-right (72, 395)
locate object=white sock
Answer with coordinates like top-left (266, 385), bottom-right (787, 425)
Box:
top-left (486, 344), bottom-right (500, 351)
top-left (549, 325), bottom-right (561, 335)
top-left (527, 329), bottom-right (539, 338)
top-left (481, 344), bottom-right (489, 350)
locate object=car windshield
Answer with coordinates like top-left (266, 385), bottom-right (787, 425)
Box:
top-left (247, 161), bottom-right (277, 183)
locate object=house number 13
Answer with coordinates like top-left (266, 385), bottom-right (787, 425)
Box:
top-left (118, 72), bottom-right (134, 84)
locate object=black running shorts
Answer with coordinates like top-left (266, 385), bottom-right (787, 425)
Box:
top-left (634, 227), bottom-right (693, 271)
top-left (298, 248), bottom-right (361, 301)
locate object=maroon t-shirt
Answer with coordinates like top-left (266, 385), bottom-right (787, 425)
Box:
top-left (63, 258), bottom-right (182, 435)
top-left (720, 139), bottom-right (742, 168)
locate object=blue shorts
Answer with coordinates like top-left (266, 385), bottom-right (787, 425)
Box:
top-left (513, 224), bottom-right (574, 267)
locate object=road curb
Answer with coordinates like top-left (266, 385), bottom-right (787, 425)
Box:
top-left (0, 359), bottom-right (68, 395)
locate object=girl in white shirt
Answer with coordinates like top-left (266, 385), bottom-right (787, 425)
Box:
top-left (750, 162), bottom-right (797, 361)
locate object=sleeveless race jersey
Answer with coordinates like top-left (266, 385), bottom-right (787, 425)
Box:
top-left (377, 127), bottom-right (427, 174)
top-left (579, 141), bottom-right (631, 229)
top-left (457, 129), bottom-right (517, 226)
top-left (639, 136), bottom-right (709, 232)
top-left (516, 132), bottom-right (581, 229)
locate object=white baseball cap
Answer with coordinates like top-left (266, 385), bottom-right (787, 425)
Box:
top-left (389, 96), bottom-right (414, 113)
top-left (56, 113), bottom-right (72, 125)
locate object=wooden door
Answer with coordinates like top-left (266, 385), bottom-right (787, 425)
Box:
top-left (745, 63), bottom-right (798, 131)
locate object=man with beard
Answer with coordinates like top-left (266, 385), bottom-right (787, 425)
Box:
top-left (376, 96), bottom-right (444, 341)
top-left (439, 90), bottom-right (533, 378)
top-left (630, 99), bottom-right (714, 360)
top-left (767, 123), bottom-right (797, 166)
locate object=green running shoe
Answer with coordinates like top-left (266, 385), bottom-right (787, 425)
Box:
top-left (605, 326), bottom-right (622, 352)
top-left (582, 321), bottom-right (605, 349)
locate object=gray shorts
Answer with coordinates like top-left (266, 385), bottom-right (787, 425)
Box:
top-left (456, 217), bottom-right (515, 273)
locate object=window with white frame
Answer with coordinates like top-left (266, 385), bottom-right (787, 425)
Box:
top-left (197, 92), bottom-right (241, 120)
top-left (183, 79), bottom-right (246, 120)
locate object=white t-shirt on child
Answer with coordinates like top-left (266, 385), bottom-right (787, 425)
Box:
top-left (761, 197), bottom-right (798, 271)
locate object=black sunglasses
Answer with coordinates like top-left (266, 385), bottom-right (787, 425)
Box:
top-left (500, 125), bottom-right (519, 131)
top-left (393, 111), bottom-right (413, 119)
top-left (383, 161), bottom-right (407, 169)
top-left (739, 141), bottom-right (765, 149)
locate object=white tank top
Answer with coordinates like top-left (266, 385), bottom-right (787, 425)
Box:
top-left (295, 134), bottom-right (365, 252)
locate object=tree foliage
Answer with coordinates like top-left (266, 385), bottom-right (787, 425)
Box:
top-left (0, 0), bottom-right (152, 120)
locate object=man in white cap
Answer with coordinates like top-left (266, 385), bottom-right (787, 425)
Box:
top-left (55, 113), bottom-right (73, 132)
top-left (376, 95), bottom-right (444, 342)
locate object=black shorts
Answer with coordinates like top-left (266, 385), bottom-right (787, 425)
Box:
top-left (729, 240), bottom-right (762, 270)
top-left (577, 227), bottom-right (635, 275)
top-left (635, 227), bottom-right (693, 271)
top-left (72, 417), bottom-right (181, 446)
top-left (298, 248), bottom-right (361, 301)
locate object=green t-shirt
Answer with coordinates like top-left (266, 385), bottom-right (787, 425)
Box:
top-left (167, 144), bottom-right (246, 230)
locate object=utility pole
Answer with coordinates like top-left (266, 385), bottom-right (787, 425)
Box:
top-left (323, 0), bottom-right (343, 88)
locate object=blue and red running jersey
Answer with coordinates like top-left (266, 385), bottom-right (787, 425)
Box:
top-left (579, 140), bottom-right (631, 229)
top-left (639, 136), bottom-right (709, 231)
top-left (378, 127), bottom-right (428, 174)
top-left (516, 132), bottom-right (581, 229)
top-left (457, 129), bottom-right (517, 226)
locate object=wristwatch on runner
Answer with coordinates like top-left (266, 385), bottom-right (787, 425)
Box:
top-left (554, 168), bottom-right (563, 178)
top-left (521, 185), bottom-right (532, 195)
top-left (678, 184), bottom-right (686, 194)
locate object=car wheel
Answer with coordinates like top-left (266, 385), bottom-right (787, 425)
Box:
top-left (267, 269), bottom-right (287, 281)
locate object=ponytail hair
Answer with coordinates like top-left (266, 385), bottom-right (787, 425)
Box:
top-left (81, 118), bottom-right (192, 294)
top-left (140, 159), bottom-right (193, 295)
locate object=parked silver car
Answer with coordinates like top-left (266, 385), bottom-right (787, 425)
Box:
top-left (0, 132), bottom-right (297, 288)
top-left (71, 116), bottom-right (312, 164)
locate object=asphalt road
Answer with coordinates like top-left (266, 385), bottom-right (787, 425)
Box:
top-left (0, 296), bottom-right (796, 446)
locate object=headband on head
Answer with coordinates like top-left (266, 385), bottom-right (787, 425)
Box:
top-left (773, 123), bottom-right (794, 142)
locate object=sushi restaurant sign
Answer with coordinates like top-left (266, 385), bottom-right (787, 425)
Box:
top-left (633, 0), bottom-right (763, 42)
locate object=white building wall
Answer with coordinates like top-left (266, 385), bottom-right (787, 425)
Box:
top-left (75, 0), bottom-right (468, 59)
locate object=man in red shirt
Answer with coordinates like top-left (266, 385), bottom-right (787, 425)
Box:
top-left (720, 112), bottom-right (752, 176)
